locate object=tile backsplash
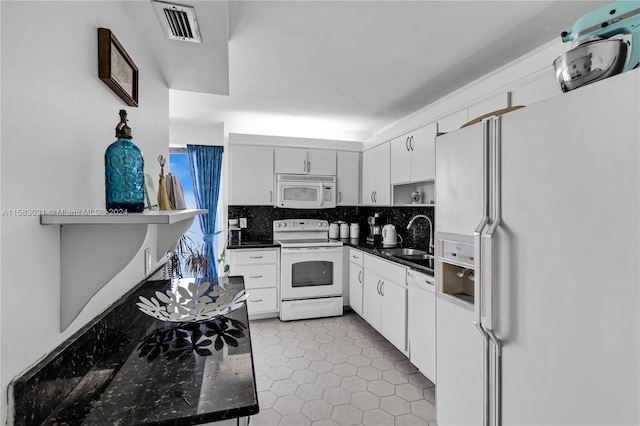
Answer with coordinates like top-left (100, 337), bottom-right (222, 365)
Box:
top-left (227, 205), bottom-right (434, 253)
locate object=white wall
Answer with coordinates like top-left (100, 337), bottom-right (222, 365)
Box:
top-left (0, 1), bottom-right (169, 423)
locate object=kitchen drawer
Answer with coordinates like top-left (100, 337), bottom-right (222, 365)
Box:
top-left (349, 248), bottom-right (364, 267)
top-left (232, 264), bottom-right (277, 290)
top-left (245, 287), bottom-right (277, 314)
top-left (407, 269), bottom-right (435, 293)
top-left (364, 254), bottom-right (407, 284)
top-left (229, 249), bottom-right (277, 265)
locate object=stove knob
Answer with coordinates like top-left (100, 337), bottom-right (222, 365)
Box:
top-left (275, 223), bottom-right (281, 228)
top-left (283, 222), bottom-right (287, 227)
top-left (318, 222), bottom-right (323, 227)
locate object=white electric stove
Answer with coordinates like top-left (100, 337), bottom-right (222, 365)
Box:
top-left (273, 219), bottom-right (343, 321)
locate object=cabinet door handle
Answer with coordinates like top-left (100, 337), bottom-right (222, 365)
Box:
top-left (380, 281), bottom-right (384, 296)
top-left (338, 192), bottom-right (342, 203)
top-left (373, 191), bottom-right (377, 203)
top-left (249, 299), bottom-right (263, 303)
top-left (358, 270), bottom-right (363, 283)
top-left (376, 280), bottom-right (381, 295)
top-left (405, 136), bottom-right (410, 151)
top-left (249, 275), bottom-right (263, 278)
top-left (352, 255), bottom-right (359, 259)
top-left (269, 190), bottom-right (273, 203)
top-left (410, 136), bottom-right (415, 151)
top-left (249, 256), bottom-right (263, 259)
top-left (307, 160), bottom-right (311, 173)
top-left (371, 191), bottom-right (374, 203)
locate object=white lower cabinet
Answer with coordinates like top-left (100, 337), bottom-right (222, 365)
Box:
top-left (362, 254), bottom-right (407, 352)
top-left (348, 248), bottom-right (364, 315)
top-left (407, 270), bottom-right (436, 383)
top-left (227, 247), bottom-right (279, 318)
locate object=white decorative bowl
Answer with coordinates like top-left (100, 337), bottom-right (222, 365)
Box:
top-left (137, 279), bottom-right (248, 323)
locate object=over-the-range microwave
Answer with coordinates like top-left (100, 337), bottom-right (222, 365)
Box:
top-left (276, 174), bottom-right (337, 209)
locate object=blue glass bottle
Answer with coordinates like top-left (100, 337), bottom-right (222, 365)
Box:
top-left (105, 110), bottom-right (144, 212)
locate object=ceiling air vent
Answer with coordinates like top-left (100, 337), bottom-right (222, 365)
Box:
top-left (152, 0), bottom-right (202, 43)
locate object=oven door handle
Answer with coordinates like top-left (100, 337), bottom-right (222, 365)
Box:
top-left (281, 246), bottom-right (344, 253)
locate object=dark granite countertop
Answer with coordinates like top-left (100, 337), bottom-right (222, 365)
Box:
top-left (9, 274), bottom-right (258, 426)
top-left (338, 238), bottom-right (434, 276)
top-left (226, 240), bottom-right (279, 249)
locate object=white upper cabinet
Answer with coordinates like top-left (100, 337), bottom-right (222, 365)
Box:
top-left (275, 147), bottom-right (307, 174)
top-left (390, 134), bottom-right (411, 184)
top-left (307, 149), bottom-right (336, 175)
top-left (390, 123), bottom-right (436, 184)
top-left (410, 123), bottom-right (437, 182)
top-left (362, 142), bottom-right (390, 205)
top-left (275, 147), bottom-right (336, 175)
top-left (229, 145), bottom-right (274, 206)
top-left (336, 151), bottom-right (360, 205)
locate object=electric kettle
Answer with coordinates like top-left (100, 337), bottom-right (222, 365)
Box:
top-left (382, 224), bottom-right (398, 247)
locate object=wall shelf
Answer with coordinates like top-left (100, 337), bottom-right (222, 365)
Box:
top-left (41, 209), bottom-right (206, 331)
top-left (40, 209), bottom-right (206, 225)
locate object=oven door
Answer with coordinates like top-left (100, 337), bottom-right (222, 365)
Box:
top-left (280, 246), bottom-right (343, 300)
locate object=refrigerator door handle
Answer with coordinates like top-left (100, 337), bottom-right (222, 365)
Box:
top-left (483, 115), bottom-right (503, 426)
top-left (487, 329), bottom-right (502, 426)
top-left (472, 118), bottom-right (492, 426)
top-left (475, 118), bottom-right (492, 328)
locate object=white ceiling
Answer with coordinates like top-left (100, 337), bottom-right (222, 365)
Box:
top-left (134, 0), bottom-right (609, 141)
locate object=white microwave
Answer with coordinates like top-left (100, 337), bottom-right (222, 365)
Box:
top-left (276, 174), bottom-right (337, 209)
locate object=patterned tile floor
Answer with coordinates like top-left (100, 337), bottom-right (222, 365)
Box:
top-left (249, 311), bottom-right (437, 426)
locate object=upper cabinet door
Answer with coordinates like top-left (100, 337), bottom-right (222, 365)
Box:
top-left (362, 148), bottom-right (377, 205)
top-left (337, 151), bottom-right (360, 205)
top-left (229, 145), bottom-right (274, 206)
top-left (410, 123), bottom-right (436, 182)
top-left (390, 134), bottom-right (411, 184)
top-left (275, 148), bottom-right (336, 175)
top-left (307, 149), bottom-right (336, 175)
top-left (372, 142), bottom-right (391, 205)
top-left (275, 147), bottom-right (308, 174)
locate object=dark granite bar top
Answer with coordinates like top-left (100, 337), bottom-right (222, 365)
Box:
top-left (339, 238), bottom-right (434, 276)
top-left (9, 273), bottom-right (258, 426)
top-left (226, 240), bottom-right (279, 249)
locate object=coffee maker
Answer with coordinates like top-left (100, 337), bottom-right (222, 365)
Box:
top-left (367, 213), bottom-right (384, 247)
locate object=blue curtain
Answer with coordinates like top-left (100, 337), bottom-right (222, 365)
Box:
top-left (187, 144), bottom-right (224, 277)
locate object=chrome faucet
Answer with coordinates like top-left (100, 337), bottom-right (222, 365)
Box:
top-left (406, 214), bottom-right (434, 254)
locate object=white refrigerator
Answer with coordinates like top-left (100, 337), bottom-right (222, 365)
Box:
top-left (434, 68), bottom-right (639, 426)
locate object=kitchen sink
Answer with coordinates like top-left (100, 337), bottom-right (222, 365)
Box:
top-left (382, 248), bottom-right (427, 256)
top-left (381, 248), bottom-right (434, 261)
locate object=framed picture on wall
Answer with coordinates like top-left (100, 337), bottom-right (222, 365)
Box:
top-left (98, 28), bottom-right (139, 107)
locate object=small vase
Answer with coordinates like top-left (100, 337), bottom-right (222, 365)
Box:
top-left (157, 175), bottom-right (172, 210)
top-left (105, 110), bottom-right (144, 212)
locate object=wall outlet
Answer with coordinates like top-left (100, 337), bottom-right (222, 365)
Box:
top-left (144, 248), bottom-right (151, 275)
top-left (239, 218), bottom-right (247, 228)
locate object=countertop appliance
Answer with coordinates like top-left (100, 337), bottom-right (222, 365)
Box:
top-left (381, 224), bottom-right (398, 247)
top-left (366, 213), bottom-right (384, 247)
top-left (434, 69), bottom-right (639, 425)
top-left (275, 174), bottom-right (336, 209)
top-left (274, 219), bottom-right (343, 321)
top-left (554, 1), bottom-right (640, 91)
top-left (329, 222), bottom-right (339, 239)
